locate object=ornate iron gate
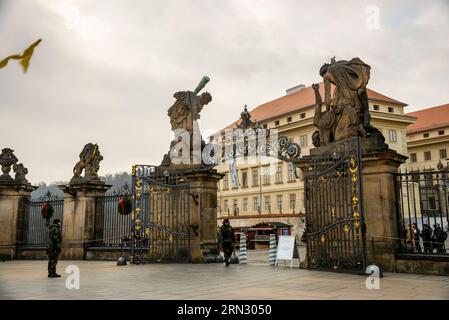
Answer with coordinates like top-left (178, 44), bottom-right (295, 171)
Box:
top-left (131, 165), bottom-right (191, 263)
top-left (303, 137), bottom-right (367, 274)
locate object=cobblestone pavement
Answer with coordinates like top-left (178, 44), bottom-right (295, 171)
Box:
top-left (1, 257), bottom-right (448, 300)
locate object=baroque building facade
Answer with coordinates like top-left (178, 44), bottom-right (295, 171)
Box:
top-left (404, 103), bottom-right (449, 170)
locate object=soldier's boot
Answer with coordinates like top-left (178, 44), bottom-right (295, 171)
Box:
top-left (48, 273), bottom-right (61, 278)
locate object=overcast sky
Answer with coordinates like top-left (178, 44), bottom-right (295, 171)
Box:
top-left (0, 0), bottom-right (448, 184)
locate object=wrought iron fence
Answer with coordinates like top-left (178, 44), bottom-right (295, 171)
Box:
top-left (90, 192), bottom-right (133, 247)
top-left (22, 194), bottom-right (64, 247)
top-left (395, 167), bottom-right (449, 255)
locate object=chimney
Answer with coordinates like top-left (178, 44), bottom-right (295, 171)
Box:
top-left (286, 84), bottom-right (306, 95)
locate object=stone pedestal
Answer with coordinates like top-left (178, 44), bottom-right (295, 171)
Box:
top-left (59, 182), bottom-right (110, 260)
top-left (361, 148), bottom-right (407, 272)
top-left (174, 167), bottom-right (224, 263)
top-left (0, 183), bottom-right (36, 260)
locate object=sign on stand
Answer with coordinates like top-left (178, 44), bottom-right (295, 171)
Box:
top-left (275, 235), bottom-right (299, 268)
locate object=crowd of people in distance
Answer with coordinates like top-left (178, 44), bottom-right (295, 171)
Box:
top-left (404, 222), bottom-right (448, 254)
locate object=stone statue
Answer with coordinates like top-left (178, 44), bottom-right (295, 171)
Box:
top-left (161, 76), bottom-right (212, 167)
top-left (13, 163), bottom-right (29, 184)
top-left (71, 143), bottom-right (103, 183)
top-left (312, 83), bottom-right (336, 146)
top-left (312, 57), bottom-right (385, 147)
top-left (0, 148), bottom-right (18, 182)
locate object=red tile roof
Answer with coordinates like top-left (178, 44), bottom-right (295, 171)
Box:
top-left (224, 82), bottom-right (407, 130)
top-left (406, 103), bottom-right (449, 134)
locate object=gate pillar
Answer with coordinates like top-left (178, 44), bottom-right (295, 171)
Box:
top-left (361, 148), bottom-right (407, 272)
top-left (180, 168), bottom-right (224, 263)
top-left (59, 182), bottom-right (110, 260)
top-left (0, 183), bottom-right (36, 260)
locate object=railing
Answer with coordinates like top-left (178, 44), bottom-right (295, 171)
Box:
top-left (394, 168), bottom-right (449, 256)
top-left (21, 197), bottom-right (64, 247)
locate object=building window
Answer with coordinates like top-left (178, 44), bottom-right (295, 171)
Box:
top-left (276, 195), bottom-right (283, 212)
top-left (438, 130), bottom-right (445, 135)
top-left (424, 151), bottom-right (431, 161)
top-left (410, 153), bottom-right (417, 163)
top-left (428, 197), bottom-right (437, 210)
top-left (289, 194), bottom-right (296, 210)
top-left (389, 130), bottom-right (397, 142)
top-left (222, 173), bottom-right (229, 190)
top-left (288, 163), bottom-right (296, 181)
top-left (251, 168), bottom-right (259, 187)
top-left (262, 166), bottom-right (270, 185)
top-left (241, 171), bottom-right (248, 188)
top-left (300, 113), bottom-right (306, 119)
top-left (440, 149), bottom-right (447, 159)
top-left (274, 120), bottom-right (280, 126)
top-left (275, 165), bottom-right (283, 183)
top-left (253, 197), bottom-right (260, 213)
top-left (373, 105), bottom-right (379, 111)
top-left (299, 135), bottom-right (308, 147)
top-left (243, 198), bottom-right (248, 211)
top-left (233, 199), bottom-right (238, 216)
top-left (388, 107), bottom-right (394, 113)
top-left (223, 200), bottom-right (229, 214)
top-left (287, 116), bottom-right (292, 123)
top-left (423, 133), bottom-right (429, 138)
top-left (263, 124), bottom-right (268, 129)
top-left (264, 196), bottom-right (271, 212)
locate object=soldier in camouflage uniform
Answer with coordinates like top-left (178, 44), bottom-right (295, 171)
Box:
top-left (219, 219), bottom-right (235, 267)
top-left (47, 218), bottom-right (62, 278)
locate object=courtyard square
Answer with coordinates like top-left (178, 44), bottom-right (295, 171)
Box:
top-left (0, 259), bottom-right (448, 300)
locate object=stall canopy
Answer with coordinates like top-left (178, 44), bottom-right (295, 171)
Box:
top-left (249, 222), bottom-right (293, 230)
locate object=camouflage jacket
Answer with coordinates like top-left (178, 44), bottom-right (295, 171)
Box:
top-left (220, 225), bottom-right (235, 244)
top-left (48, 223), bottom-right (62, 250)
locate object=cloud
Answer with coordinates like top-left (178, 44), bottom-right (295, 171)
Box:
top-left (0, 0), bottom-right (448, 184)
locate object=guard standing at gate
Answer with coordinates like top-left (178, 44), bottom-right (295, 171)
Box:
top-left (47, 218), bottom-right (62, 278)
top-left (220, 219), bottom-right (235, 267)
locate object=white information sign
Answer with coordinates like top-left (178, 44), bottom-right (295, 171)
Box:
top-left (275, 235), bottom-right (299, 268)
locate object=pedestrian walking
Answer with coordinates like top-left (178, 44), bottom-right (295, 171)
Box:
top-left (47, 218), bottom-right (62, 278)
top-left (405, 224), bottom-right (414, 252)
top-left (433, 223), bottom-right (447, 254)
top-left (219, 219), bottom-right (235, 267)
top-left (421, 224), bottom-right (432, 254)
top-left (412, 223), bottom-right (421, 253)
